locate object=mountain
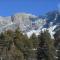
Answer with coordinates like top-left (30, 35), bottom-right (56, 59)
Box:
top-left (12, 13), bottom-right (46, 32)
top-left (27, 10), bottom-right (60, 39)
top-left (0, 11), bottom-right (60, 39)
top-left (46, 10), bottom-right (60, 26)
top-left (0, 13), bottom-right (46, 32)
top-left (44, 10), bottom-right (60, 38)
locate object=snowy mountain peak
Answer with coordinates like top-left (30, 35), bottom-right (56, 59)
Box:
top-left (0, 11), bottom-right (60, 39)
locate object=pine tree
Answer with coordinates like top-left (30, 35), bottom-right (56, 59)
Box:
top-left (30, 33), bottom-right (39, 49)
top-left (54, 30), bottom-right (60, 60)
top-left (29, 33), bottom-right (39, 60)
top-left (37, 30), bottom-right (55, 60)
top-left (13, 28), bottom-right (33, 60)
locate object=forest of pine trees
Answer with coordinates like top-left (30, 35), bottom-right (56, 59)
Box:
top-left (0, 28), bottom-right (59, 60)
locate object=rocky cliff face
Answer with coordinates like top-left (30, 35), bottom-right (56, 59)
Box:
top-left (0, 13), bottom-right (46, 32)
top-left (46, 10), bottom-right (60, 32)
top-left (12, 13), bottom-right (46, 32)
top-left (0, 11), bottom-right (59, 39)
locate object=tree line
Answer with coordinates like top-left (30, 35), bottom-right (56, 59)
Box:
top-left (0, 28), bottom-right (39, 60)
top-left (0, 28), bottom-right (59, 60)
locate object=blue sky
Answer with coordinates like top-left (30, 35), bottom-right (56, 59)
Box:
top-left (0, 0), bottom-right (60, 16)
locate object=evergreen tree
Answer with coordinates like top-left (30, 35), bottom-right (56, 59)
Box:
top-left (13, 28), bottom-right (33, 60)
top-left (54, 30), bottom-right (60, 60)
top-left (30, 33), bottom-right (39, 49)
top-left (29, 33), bottom-right (39, 60)
top-left (37, 30), bottom-right (55, 60)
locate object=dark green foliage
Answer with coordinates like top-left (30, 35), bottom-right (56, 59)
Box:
top-left (0, 28), bottom-right (57, 60)
top-left (37, 30), bottom-right (55, 60)
top-left (29, 33), bottom-right (39, 60)
top-left (37, 31), bottom-right (48, 60)
top-left (0, 28), bottom-right (34, 60)
top-left (30, 33), bottom-right (39, 48)
top-left (54, 30), bottom-right (60, 60)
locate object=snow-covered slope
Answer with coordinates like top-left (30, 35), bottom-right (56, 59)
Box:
top-left (0, 12), bottom-right (59, 39)
top-left (0, 13), bottom-right (46, 32)
top-left (47, 25), bottom-right (57, 39)
top-left (26, 11), bottom-right (60, 39)
top-left (26, 25), bottom-right (57, 39)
